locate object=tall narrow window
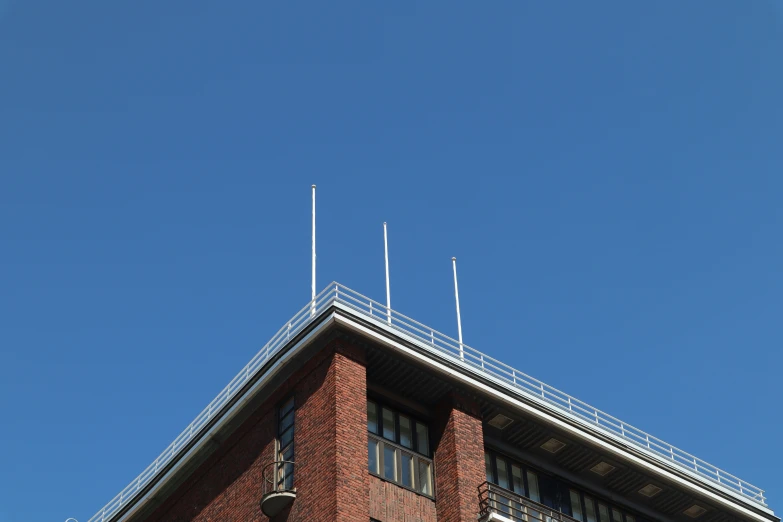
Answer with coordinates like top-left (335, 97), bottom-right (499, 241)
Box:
top-left (416, 422), bottom-right (429, 456)
top-left (368, 401), bottom-right (378, 434)
top-left (382, 408), bottom-right (395, 440)
top-left (399, 415), bottom-right (413, 448)
top-left (485, 452), bottom-right (493, 482)
top-left (526, 471), bottom-right (540, 502)
top-left (277, 397), bottom-right (295, 490)
top-left (570, 490), bottom-right (584, 521)
top-left (496, 458), bottom-right (510, 489)
top-left (598, 503), bottom-right (610, 522)
top-left (584, 497), bottom-right (597, 522)
top-left (612, 508), bottom-right (623, 522)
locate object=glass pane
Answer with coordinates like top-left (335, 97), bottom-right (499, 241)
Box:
top-left (280, 444), bottom-right (294, 462)
top-left (368, 401), bottom-right (378, 433)
top-left (497, 458), bottom-right (509, 489)
top-left (279, 410), bottom-right (294, 432)
top-left (512, 465), bottom-right (524, 494)
top-left (526, 471), bottom-right (540, 502)
top-left (585, 497), bottom-right (597, 522)
top-left (612, 509), bottom-right (623, 522)
top-left (279, 397), bottom-right (294, 418)
top-left (485, 453), bottom-right (493, 482)
top-left (382, 408), bottom-right (395, 440)
top-left (416, 422), bottom-right (429, 456)
top-left (418, 459), bottom-right (432, 495)
top-left (598, 504), bottom-right (610, 522)
top-left (571, 490), bottom-right (584, 521)
top-left (383, 444), bottom-right (397, 480)
top-left (368, 438), bottom-right (379, 473)
top-left (279, 425), bottom-right (294, 448)
top-left (400, 415), bottom-right (413, 448)
top-left (401, 453), bottom-right (414, 487)
top-left (626, 516), bottom-right (635, 522)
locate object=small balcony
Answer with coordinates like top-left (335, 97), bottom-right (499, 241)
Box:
top-left (479, 482), bottom-right (581, 522)
top-left (260, 461), bottom-right (296, 517)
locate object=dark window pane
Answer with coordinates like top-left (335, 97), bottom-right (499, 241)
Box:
top-left (368, 401), bottom-right (378, 433)
top-left (585, 498), bottom-right (597, 522)
top-left (401, 453), bottom-right (414, 488)
top-left (279, 409), bottom-right (294, 432)
top-left (279, 426), bottom-right (294, 448)
top-left (382, 408), bottom-right (395, 440)
top-left (512, 465), bottom-right (524, 494)
top-left (485, 453), bottom-right (493, 482)
top-left (383, 445), bottom-right (397, 480)
top-left (571, 490), bottom-right (584, 521)
top-left (497, 458), bottom-right (509, 489)
top-left (598, 504), bottom-right (610, 522)
top-left (416, 422), bottom-right (429, 456)
top-left (418, 459), bottom-right (432, 495)
top-left (368, 438), bottom-right (379, 473)
top-left (399, 415), bottom-right (412, 448)
top-left (279, 397), bottom-right (294, 418)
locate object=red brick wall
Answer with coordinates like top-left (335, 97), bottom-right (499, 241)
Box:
top-left (144, 337), bottom-right (368, 522)
top-left (432, 392), bottom-right (485, 522)
top-left (369, 474), bottom-right (437, 522)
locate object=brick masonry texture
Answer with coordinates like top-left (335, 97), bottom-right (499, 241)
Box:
top-left (144, 336), bottom-right (368, 522)
top-left (432, 392), bottom-right (486, 522)
top-left (369, 475), bottom-right (437, 522)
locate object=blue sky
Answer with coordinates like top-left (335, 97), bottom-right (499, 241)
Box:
top-left (1, 2), bottom-right (781, 521)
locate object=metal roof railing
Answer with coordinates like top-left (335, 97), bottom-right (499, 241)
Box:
top-left (88, 283), bottom-right (766, 522)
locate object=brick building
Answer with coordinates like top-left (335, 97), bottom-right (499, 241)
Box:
top-left (86, 284), bottom-right (777, 522)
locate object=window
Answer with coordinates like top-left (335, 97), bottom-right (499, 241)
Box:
top-left (598, 503), bottom-right (610, 522)
top-left (277, 397), bottom-right (295, 490)
top-left (571, 490), bottom-right (584, 522)
top-left (367, 400), bottom-right (434, 497)
top-left (484, 450), bottom-right (643, 522)
top-left (585, 497), bottom-right (597, 522)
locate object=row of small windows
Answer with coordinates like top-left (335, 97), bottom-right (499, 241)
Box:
top-left (367, 400), bottom-right (430, 456)
top-left (367, 400), bottom-right (433, 496)
top-left (485, 451), bottom-right (643, 522)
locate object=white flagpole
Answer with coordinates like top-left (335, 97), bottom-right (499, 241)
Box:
top-left (384, 222), bottom-right (391, 324)
top-left (452, 257), bottom-right (463, 360)
top-left (311, 185), bottom-right (316, 316)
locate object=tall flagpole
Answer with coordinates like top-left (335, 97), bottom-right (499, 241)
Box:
top-left (452, 257), bottom-right (463, 360)
top-left (384, 222), bottom-right (391, 324)
top-left (311, 185), bottom-right (316, 316)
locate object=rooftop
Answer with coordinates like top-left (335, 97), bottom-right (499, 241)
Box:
top-left (88, 282), bottom-right (769, 522)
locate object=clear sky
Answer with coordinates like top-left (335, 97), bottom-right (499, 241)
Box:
top-left (1, 2), bottom-right (781, 521)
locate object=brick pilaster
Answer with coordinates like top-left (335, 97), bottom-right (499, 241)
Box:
top-left (433, 392), bottom-right (485, 522)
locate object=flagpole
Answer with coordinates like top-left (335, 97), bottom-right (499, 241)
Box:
top-left (452, 257), bottom-right (463, 360)
top-left (311, 185), bottom-right (316, 316)
top-left (384, 222), bottom-right (391, 324)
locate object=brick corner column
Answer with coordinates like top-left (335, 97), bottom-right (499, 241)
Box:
top-left (331, 338), bottom-right (370, 522)
top-left (433, 391), bottom-right (485, 522)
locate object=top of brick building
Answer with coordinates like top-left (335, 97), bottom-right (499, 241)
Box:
top-left (86, 282), bottom-right (774, 522)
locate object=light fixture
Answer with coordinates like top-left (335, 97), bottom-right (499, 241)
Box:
top-left (638, 484), bottom-right (662, 498)
top-left (590, 461), bottom-right (616, 477)
top-left (487, 413), bottom-right (514, 430)
top-left (683, 505), bottom-right (707, 518)
top-left (540, 438), bottom-right (566, 454)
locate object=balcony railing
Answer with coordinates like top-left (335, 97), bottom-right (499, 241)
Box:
top-left (479, 482), bottom-right (580, 522)
top-left (87, 283), bottom-right (767, 522)
top-left (261, 461), bottom-right (296, 517)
